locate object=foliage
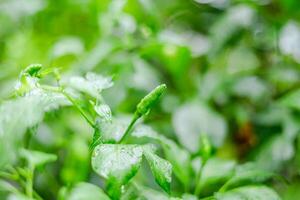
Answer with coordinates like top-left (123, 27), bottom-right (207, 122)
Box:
top-left (1, 0), bottom-right (300, 199)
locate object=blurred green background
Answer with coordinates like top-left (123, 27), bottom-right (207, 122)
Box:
top-left (0, 0), bottom-right (300, 199)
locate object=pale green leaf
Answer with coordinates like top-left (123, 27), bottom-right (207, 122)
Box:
top-left (131, 125), bottom-right (191, 188)
top-left (215, 185), bottom-right (281, 200)
top-left (172, 101), bottom-right (227, 152)
top-left (66, 182), bottom-right (110, 200)
top-left (144, 147), bottom-right (172, 193)
top-left (94, 104), bottom-right (112, 121)
top-left (92, 144), bottom-right (143, 199)
top-left (280, 89), bottom-right (300, 111)
top-left (220, 163), bottom-right (275, 192)
top-left (196, 158), bottom-right (236, 196)
top-left (160, 138), bottom-right (191, 189)
top-left (20, 149), bottom-right (57, 168)
top-left (67, 72), bottom-right (113, 99)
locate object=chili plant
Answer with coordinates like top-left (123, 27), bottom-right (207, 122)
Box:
top-left (0, 65), bottom-right (282, 200)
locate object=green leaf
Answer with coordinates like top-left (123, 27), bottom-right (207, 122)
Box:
top-left (196, 158), bottom-right (236, 196)
top-left (23, 64), bottom-right (43, 77)
top-left (66, 182), bottom-right (110, 200)
top-left (144, 147), bottom-right (172, 193)
top-left (198, 134), bottom-right (212, 161)
top-left (131, 125), bottom-right (191, 188)
top-left (136, 84), bottom-right (167, 116)
top-left (95, 116), bottom-right (129, 143)
top-left (136, 186), bottom-right (169, 200)
top-left (172, 101), bottom-right (227, 152)
top-left (20, 149), bottom-right (57, 168)
top-left (160, 138), bottom-right (191, 189)
top-left (91, 144), bottom-right (143, 199)
top-left (215, 185), bottom-right (281, 200)
top-left (279, 89), bottom-right (300, 111)
top-left (7, 194), bottom-right (34, 200)
top-left (67, 72), bottom-right (113, 99)
top-left (182, 193), bottom-right (198, 200)
top-left (0, 96), bottom-right (45, 168)
top-left (94, 104), bottom-right (112, 121)
top-left (256, 135), bottom-right (294, 171)
top-left (220, 163), bottom-right (275, 192)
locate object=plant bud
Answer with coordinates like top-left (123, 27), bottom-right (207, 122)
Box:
top-left (136, 84), bottom-right (167, 116)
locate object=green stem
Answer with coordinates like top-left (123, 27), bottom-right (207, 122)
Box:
top-left (1, 169), bottom-right (43, 200)
top-left (39, 85), bottom-right (96, 129)
top-left (25, 167), bottom-right (34, 198)
top-left (119, 113), bottom-right (140, 143)
top-left (60, 90), bottom-right (95, 128)
top-left (194, 159), bottom-right (208, 196)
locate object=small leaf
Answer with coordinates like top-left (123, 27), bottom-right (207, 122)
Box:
top-left (68, 72), bottom-right (113, 99)
top-left (23, 64), bottom-right (43, 77)
top-left (215, 185), bottom-right (281, 200)
top-left (144, 147), bottom-right (172, 193)
top-left (92, 144), bottom-right (143, 199)
top-left (66, 182), bottom-right (110, 200)
top-left (198, 134), bottom-right (212, 161)
top-left (94, 104), bottom-right (112, 121)
top-left (136, 84), bottom-right (167, 116)
top-left (20, 149), bottom-right (57, 168)
top-left (95, 116), bottom-right (129, 143)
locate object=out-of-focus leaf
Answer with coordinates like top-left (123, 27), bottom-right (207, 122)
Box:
top-left (210, 5), bottom-right (255, 53)
top-left (160, 138), bottom-right (191, 189)
top-left (67, 72), bottom-right (113, 99)
top-left (196, 157), bottom-right (236, 196)
top-left (130, 57), bottom-right (160, 92)
top-left (279, 21), bottom-right (300, 63)
top-left (182, 194), bottom-right (197, 200)
top-left (137, 187), bottom-right (169, 200)
top-left (61, 136), bottom-right (90, 184)
top-left (279, 89), bottom-right (300, 111)
top-left (215, 185), bottom-right (281, 200)
top-left (66, 182), bottom-right (110, 200)
top-left (172, 101), bottom-right (227, 152)
top-left (20, 149), bottom-right (57, 168)
top-left (256, 135), bottom-right (294, 171)
top-left (220, 163), bottom-right (275, 192)
top-left (91, 144), bottom-right (143, 199)
top-left (226, 45), bottom-right (259, 75)
top-left (50, 37), bottom-right (84, 59)
top-left (0, 95), bottom-right (44, 168)
top-left (0, 0), bottom-right (46, 21)
top-left (7, 194), bottom-right (34, 200)
top-left (76, 39), bottom-right (119, 72)
top-left (231, 76), bottom-right (268, 102)
top-left (94, 104), bottom-right (112, 121)
top-left (159, 28), bottom-right (211, 57)
top-left (143, 146), bottom-right (172, 193)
